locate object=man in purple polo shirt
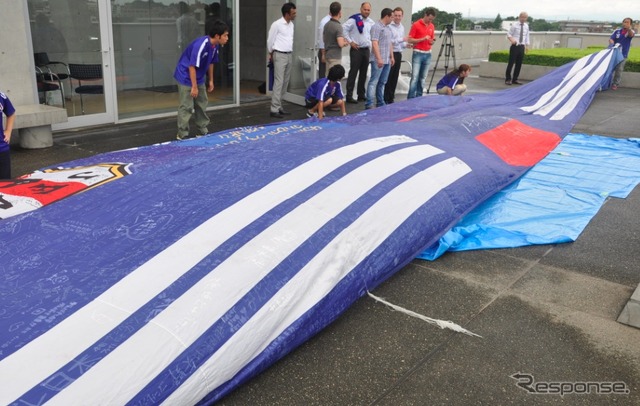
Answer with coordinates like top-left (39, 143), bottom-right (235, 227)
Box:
top-left (0, 91), bottom-right (16, 179)
top-left (609, 17), bottom-right (636, 90)
top-left (174, 19), bottom-right (229, 140)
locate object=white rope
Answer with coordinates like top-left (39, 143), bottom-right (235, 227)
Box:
top-left (367, 291), bottom-right (482, 338)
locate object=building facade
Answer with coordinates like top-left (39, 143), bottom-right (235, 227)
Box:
top-left (1, 0), bottom-right (412, 134)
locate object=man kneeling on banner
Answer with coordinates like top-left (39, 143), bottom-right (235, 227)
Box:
top-left (304, 64), bottom-right (347, 119)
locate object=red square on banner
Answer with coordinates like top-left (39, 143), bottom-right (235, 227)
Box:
top-left (475, 119), bottom-right (561, 167)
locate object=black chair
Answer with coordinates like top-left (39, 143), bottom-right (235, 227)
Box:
top-left (68, 63), bottom-right (104, 114)
top-left (36, 66), bottom-right (65, 107)
top-left (34, 52), bottom-right (69, 106)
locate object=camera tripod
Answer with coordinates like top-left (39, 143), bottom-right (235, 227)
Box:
top-left (427, 25), bottom-right (457, 94)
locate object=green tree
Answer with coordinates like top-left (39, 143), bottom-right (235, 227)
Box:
top-left (411, 7), bottom-right (475, 31)
top-left (529, 19), bottom-right (561, 31)
top-left (493, 13), bottom-right (503, 30)
top-left (479, 21), bottom-right (496, 30)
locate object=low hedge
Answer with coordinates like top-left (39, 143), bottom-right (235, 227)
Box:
top-left (488, 47), bottom-right (640, 72)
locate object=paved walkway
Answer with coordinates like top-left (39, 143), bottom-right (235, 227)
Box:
top-left (10, 76), bottom-right (640, 405)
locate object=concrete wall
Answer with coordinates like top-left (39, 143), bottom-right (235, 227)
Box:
top-left (0, 0), bottom-right (37, 106)
top-left (479, 60), bottom-right (640, 89)
top-left (438, 31), bottom-right (611, 67)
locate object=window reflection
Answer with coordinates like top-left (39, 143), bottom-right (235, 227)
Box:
top-left (29, 1), bottom-right (106, 116)
top-left (28, 0), bottom-right (236, 122)
top-left (112, 0), bottom-right (235, 119)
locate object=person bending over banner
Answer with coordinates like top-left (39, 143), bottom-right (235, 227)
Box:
top-left (436, 64), bottom-right (471, 96)
top-left (174, 20), bottom-right (229, 140)
top-left (304, 64), bottom-right (347, 119)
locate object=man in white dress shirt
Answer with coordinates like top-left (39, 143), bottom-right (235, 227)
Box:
top-left (267, 2), bottom-right (297, 118)
top-left (342, 2), bottom-right (374, 103)
top-left (384, 7), bottom-right (407, 104)
top-left (505, 11), bottom-right (530, 85)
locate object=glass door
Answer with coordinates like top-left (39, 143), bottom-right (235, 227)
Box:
top-left (29, 0), bottom-right (115, 129)
top-left (111, 0), bottom-right (237, 121)
top-left (283, 0), bottom-right (317, 105)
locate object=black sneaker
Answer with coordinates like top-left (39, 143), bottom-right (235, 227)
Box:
top-left (270, 112), bottom-right (284, 118)
top-left (346, 98), bottom-right (358, 104)
top-left (306, 110), bottom-right (317, 118)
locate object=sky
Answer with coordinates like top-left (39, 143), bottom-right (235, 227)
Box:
top-left (412, 0), bottom-right (639, 22)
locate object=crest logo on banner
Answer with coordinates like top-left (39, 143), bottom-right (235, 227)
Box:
top-left (0, 163), bottom-right (132, 219)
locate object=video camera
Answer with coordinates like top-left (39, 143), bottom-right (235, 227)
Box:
top-left (439, 23), bottom-right (454, 37)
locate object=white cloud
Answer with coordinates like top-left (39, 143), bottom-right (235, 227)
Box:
top-left (412, 0), bottom-right (639, 22)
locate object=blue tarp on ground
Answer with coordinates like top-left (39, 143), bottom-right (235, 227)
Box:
top-left (419, 134), bottom-right (640, 259)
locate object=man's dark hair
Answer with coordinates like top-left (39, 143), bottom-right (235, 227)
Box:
top-left (380, 8), bottom-right (393, 19)
top-left (327, 64), bottom-right (345, 81)
top-left (282, 2), bottom-right (296, 16)
top-left (207, 19), bottom-right (229, 38)
top-left (179, 1), bottom-right (190, 15)
top-left (329, 2), bottom-right (341, 17)
top-left (424, 7), bottom-right (437, 17)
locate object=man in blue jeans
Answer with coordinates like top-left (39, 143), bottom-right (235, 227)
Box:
top-left (365, 8), bottom-right (394, 109)
top-left (406, 7), bottom-right (436, 98)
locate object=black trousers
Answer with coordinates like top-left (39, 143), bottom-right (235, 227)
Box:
top-left (317, 49), bottom-right (326, 79)
top-left (505, 44), bottom-right (525, 81)
top-left (0, 150), bottom-right (11, 179)
top-left (384, 51), bottom-right (403, 103)
top-left (346, 47), bottom-right (370, 99)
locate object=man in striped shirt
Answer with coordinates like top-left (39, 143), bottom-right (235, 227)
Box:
top-left (365, 8), bottom-right (394, 109)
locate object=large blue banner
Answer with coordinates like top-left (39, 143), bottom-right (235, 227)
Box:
top-left (0, 48), bottom-right (621, 405)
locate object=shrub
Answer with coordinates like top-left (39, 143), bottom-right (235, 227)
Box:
top-left (488, 48), bottom-right (640, 72)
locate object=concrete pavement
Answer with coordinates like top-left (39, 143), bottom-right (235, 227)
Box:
top-left (10, 76), bottom-right (640, 405)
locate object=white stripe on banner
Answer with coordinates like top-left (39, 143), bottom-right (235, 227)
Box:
top-left (0, 136), bottom-right (415, 405)
top-left (521, 49), bottom-right (608, 117)
top-left (47, 144), bottom-right (445, 404)
top-left (519, 52), bottom-right (594, 113)
top-left (549, 50), bottom-right (613, 121)
top-left (164, 157), bottom-right (473, 405)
